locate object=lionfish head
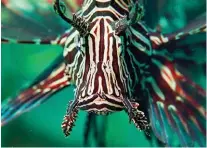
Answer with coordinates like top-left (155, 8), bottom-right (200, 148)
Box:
top-left (55, 0), bottom-right (145, 114)
top-left (75, 16), bottom-right (128, 114)
top-left (55, 0), bottom-right (150, 137)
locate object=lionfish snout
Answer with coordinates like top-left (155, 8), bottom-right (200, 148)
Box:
top-left (78, 92), bottom-right (124, 115)
top-left (76, 68), bottom-right (126, 114)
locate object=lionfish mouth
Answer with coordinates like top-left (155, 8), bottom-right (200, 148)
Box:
top-left (77, 93), bottom-right (124, 115)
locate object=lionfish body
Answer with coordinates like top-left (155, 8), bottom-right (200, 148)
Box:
top-left (64, 0), bottom-right (149, 115)
top-left (66, 18), bottom-right (126, 114)
top-left (1, 0), bottom-right (206, 147)
top-left (60, 0), bottom-right (151, 135)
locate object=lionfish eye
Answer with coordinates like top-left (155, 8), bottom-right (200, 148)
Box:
top-left (112, 1), bottom-right (145, 34)
top-left (74, 35), bottom-right (85, 55)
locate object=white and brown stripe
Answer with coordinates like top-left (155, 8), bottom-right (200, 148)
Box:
top-left (63, 0), bottom-right (152, 114)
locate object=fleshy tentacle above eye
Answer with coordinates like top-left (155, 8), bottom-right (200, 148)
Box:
top-left (54, 0), bottom-right (90, 37)
top-left (112, 0), bottom-right (145, 34)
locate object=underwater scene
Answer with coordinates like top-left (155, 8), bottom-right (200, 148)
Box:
top-left (1, 0), bottom-right (206, 147)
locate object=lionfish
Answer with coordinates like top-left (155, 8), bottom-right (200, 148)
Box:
top-left (1, 0), bottom-right (206, 147)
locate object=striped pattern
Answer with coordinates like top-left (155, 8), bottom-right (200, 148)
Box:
top-left (63, 0), bottom-right (151, 115)
top-left (1, 61), bottom-right (71, 126)
top-left (2, 0), bottom-right (206, 146)
top-left (62, 0), bottom-right (206, 145)
top-left (2, 29), bottom-right (73, 47)
top-left (146, 15), bottom-right (206, 146)
top-left (146, 55), bottom-right (206, 146)
top-left (149, 16), bottom-right (206, 49)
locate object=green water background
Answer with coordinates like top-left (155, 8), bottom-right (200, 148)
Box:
top-left (1, 0), bottom-right (206, 147)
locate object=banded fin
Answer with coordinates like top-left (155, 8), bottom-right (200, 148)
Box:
top-left (1, 55), bottom-right (71, 126)
top-left (2, 29), bottom-right (73, 47)
top-left (146, 55), bottom-right (206, 146)
top-left (149, 14), bottom-right (206, 80)
top-left (149, 14), bottom-right (206, 49)
top-left (1, 0), bottom-right (81, 42)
